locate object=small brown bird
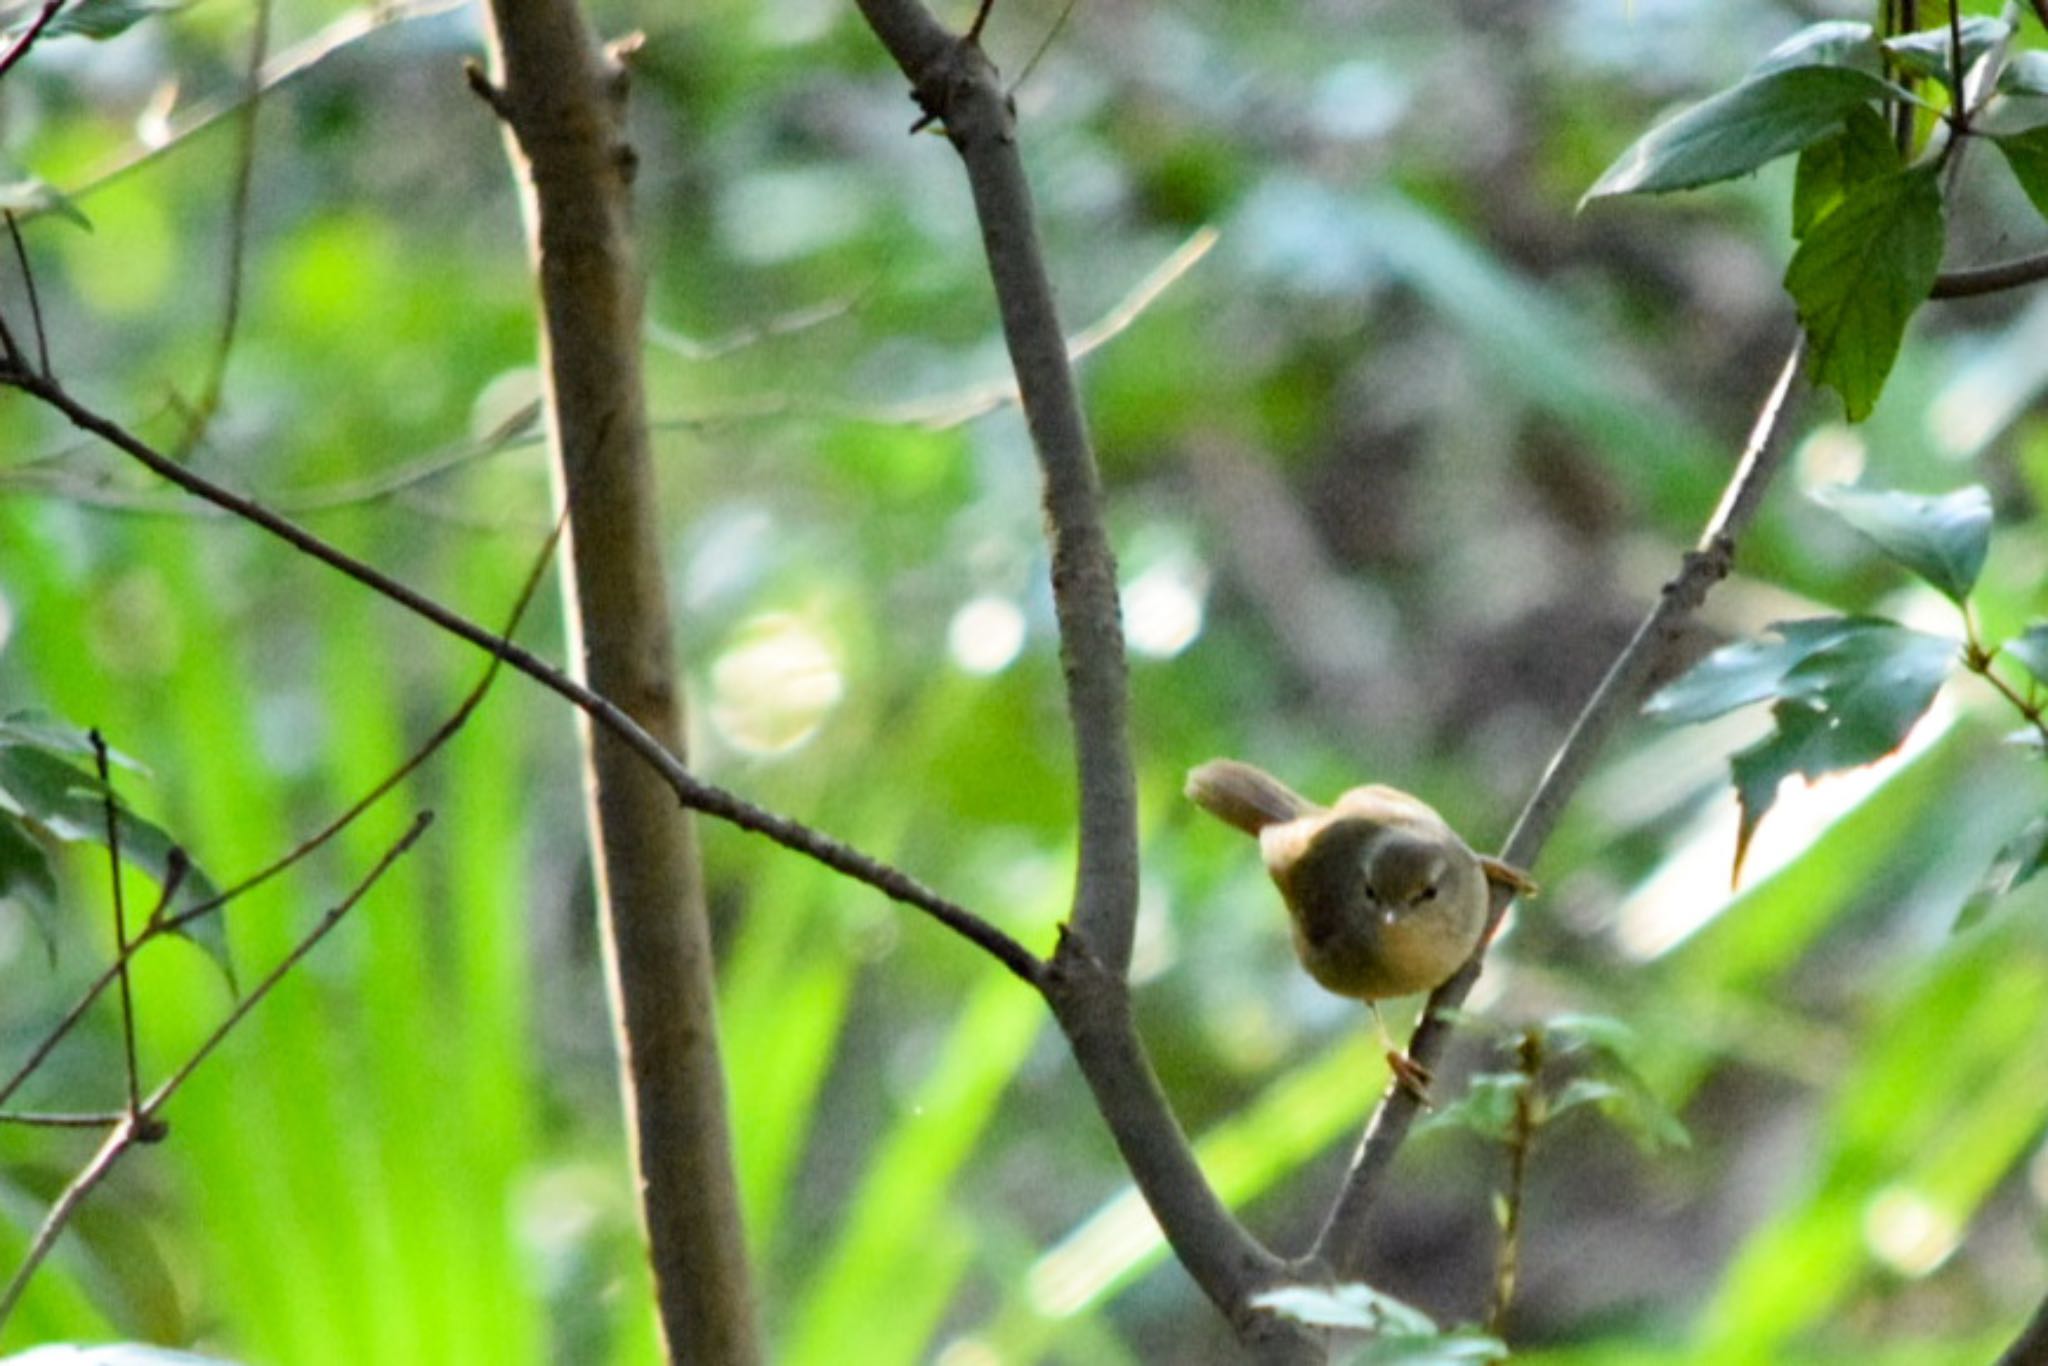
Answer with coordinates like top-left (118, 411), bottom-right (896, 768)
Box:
top-left (1185, 758), bottom-right (1536, 1097)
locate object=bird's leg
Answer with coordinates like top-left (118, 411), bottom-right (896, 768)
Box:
top-left (1371, 1002), bottom-right (1433, 1106)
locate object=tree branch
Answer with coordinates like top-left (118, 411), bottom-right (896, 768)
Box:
top-left (0, 364), bottom-right (1036, 982)
top-left (1995, 1284), bottom-right (2048, 1366)
top-left (855, 0), bottom-right (1142, 978)
top-left (0, 812), bottom-right (431, 1332)
top-left (1312, 337), bottom-right (1808, 1276)
top-left (1931, 251), bottom-right (2048, 299)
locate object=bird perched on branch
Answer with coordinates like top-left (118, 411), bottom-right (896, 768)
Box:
top-left (1185, 758), bottom-right (1536, 1099)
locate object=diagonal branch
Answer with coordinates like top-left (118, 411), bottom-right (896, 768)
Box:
top-left (0, 812), bottom-right (432, 1332)
top-left (1311, 337), bottom-right (1808, 1277)
top-left (0, 364), bottom-right (1037, 983)
top-left (852, 7), bottom-right (1311, 1357)
top-left (855, 0), bottom-right (1141, 978)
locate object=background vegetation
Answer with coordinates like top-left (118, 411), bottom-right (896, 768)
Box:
top-left (2, 0), bottom-right (2047, 1361)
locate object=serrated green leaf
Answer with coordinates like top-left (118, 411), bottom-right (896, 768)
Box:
top-left (1999, 50), bottom-right (2048, 97)
top-left (1254, 1282), bottom-right (1439, 1337)
top-left (1417, 1072), bottom-right (1526, 1143)
top-left (0, 743), bottom-right (231, 979)
top-left (1728, 623), bottom-right (1956, 877)
top-left (2002, 624), bottom-right (2048, 685)
top-left (1881, 17), bottom-right (2010, 89)
top-left (1810, 483), bottom-right (1992, 602)
top-left (1792, 105), bottom-right (1900, 238)
top-left (1584, 65), bottom-right (1905, 203)
top-left (1993, 126), bottom-right (2048, 221)
top-left (1645, 617), bottom-right (1881, 724)
top-left (1752, 21), bottom-right (1879, 78)
top-left (1785, 166), bottom-right (1945, 421)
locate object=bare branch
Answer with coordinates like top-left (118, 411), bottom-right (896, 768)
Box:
top-left (0, 0), bottom-right (63, 85)
top-left (5, 212), bottom-right (50, 377)
top-left (88, 731), bottom-right (143, 1117)
top-left (856, 0), bottom-right (1142, 978)
top-left (1932, 251), bottom-right (2048, 299)
top-left (172, 0), bottom-right (273, 459)
top-left (0, 812), bottom-right (431, 1333)
top-left (1313, 337), bottom-right (1808, 1276)
top-left (0, 367), bottom-right (1033, 977)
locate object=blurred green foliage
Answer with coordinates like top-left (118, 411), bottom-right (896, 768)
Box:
top-left (2, 0), bottom-right (2048, 1362)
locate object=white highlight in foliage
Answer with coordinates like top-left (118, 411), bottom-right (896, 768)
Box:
top-left (947, 595), bottom-right (1027, 675)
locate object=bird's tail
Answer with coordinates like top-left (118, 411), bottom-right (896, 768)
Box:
top-left (1184, 759), bottom-right (1315, 836)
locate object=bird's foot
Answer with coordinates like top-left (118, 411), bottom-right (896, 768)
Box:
top-left (1385, 1049), bottom-right (1434, 1107)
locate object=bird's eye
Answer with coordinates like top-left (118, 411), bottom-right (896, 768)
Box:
top-left (1418, 885), bottom-right (1437, 902)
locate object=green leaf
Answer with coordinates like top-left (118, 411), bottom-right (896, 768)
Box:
top-left (32, 0), bottom-right (177, 40)
top-left (1727, 623), bottom-right (1957, 877)
top-left (1549, 1077), bottom-right (1624, 1119)
top-left (1998, 50), bottom-right (2048, 97)
top-left (0, 739), bottom-right (231, 978)
top-left (1992, 126), bottom-right (2048, 221)
top-left (1558, 1072), bottom-right (1693, 1154)
top-left (0, 812), bottom-right (59, 951)
top-left (0, 173), bottom-right (91, 231)
top-left (2002, 624), bottom-right (2048, 685)
top-left (1784, 166), bottom-right (1945, 421)
top-left (1810, 483), bottom-right (1992, 603)
top-left (1881, 17), bottom-right (2010, 89)
top-left (1417, 1072), bottom-right (1526, 1143)
top-left (1584, 65), bottom-right (1906, 203)
top-left (1544, 1012), bottom-right (1644, 1066)
top-left (1751, 21), bottom-right (1879, 78)
top-left (1645, 617), bottom-right (1880, 724)
top-left (1792, 105), bottom-right (1900, 239)
top-left (1956, 816), bottom-right (2048, 931)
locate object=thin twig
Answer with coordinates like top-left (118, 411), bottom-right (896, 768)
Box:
top-left (1931, 251), bottom-right (2048, 298)
top-left (965, 0), bottom-right (997, 45)
top-left (0, 812), bottom-right (431, 1333)
top-left (0, 0), bottom-right (63, 85)
top-left (173, 0), bottom-right (273, 460)
top-left (147, 813), bottom-right (431, 1106)
top-left (1010, 0), bottom-right (1081, 98)
top-left (6, 212), bottom-right (50, 377)
top-left (0, 366), bottom-right (1039, 982)
top-left (1488, 1030), bottom-right (1543, 1337)
top-left (0, 514), bottom-right (556, 1110)
top-left (88, 731), bottom-right (143, 1118)
top-left (1313, 337), bottom-right (1807, 1276)
top-left (38, 0), bottom-right (468, 219)
top-left (0, 857), bottom-right (184, 1113)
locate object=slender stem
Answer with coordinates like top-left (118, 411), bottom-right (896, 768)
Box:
top-left (5, 212), bottom-right (49, 377)
top-left (1931, 252), bottom-right (2048, 299)
top-left (855, 0), bottom-right (1141, 978)
top-left (173, 0), bottom-right (272, 458)
top-left (1313, 337), bottom-right (1806, 1275)
top-left (1488, 1030), bottom-right (1543, 1337)
top-left (0, 0), bottom-right (63, 85)
top-left (0, 365), bottom-right (1036, 980)
top-left (89, 731), bottom-right (143, 1118)
top-left (0, 814), bottom-right (430, 1334)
